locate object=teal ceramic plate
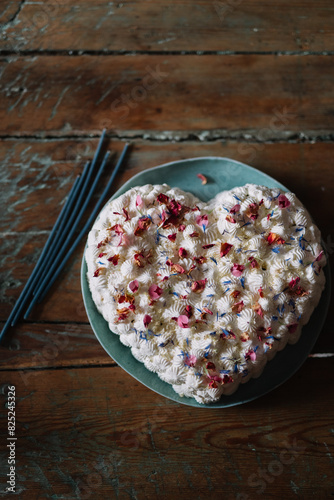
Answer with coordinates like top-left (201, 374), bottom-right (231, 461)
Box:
top-left (81, 157), bottom-right (331, 407)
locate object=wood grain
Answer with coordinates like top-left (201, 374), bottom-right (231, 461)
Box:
top-left (1, 0), bottom-right (334, 53)
top-left (1, 140), bottom-right (333, 353)
top-left (0, 360), bottom-right (333, 499)
top-left (1, 55), bottom-right (334, 137)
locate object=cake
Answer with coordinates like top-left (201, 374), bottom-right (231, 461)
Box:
top-left (85, 183), bottom-right (326, 404)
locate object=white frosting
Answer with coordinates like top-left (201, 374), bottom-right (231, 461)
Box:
top-left (85, 183), bottom-right (326, 404)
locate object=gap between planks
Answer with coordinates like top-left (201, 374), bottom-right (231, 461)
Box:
top-left (1, 133), bottom-right (334, 143)
top-left (1, 49), bottom-right (334, 57)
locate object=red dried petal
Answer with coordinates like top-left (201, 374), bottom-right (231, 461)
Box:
top-left (220, 243), bottom-right (233, 257)
top-left (157, 193), bottom-right (169, 204)
top-left (191, 279), bottom-right (207, 293)
top-left (179, 247), bottom-right (188, 258)
top-left (107, 254), bottom-right (120, 266)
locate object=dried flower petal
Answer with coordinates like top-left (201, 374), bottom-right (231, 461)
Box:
top-left (179, 247), bottom-right (188, 258)
top-left (197, 173), bottom-right (207, 185)
top-left (266, 232), bottom-right (285, 245)
top-left (191, 279), bottom-right (207, 293)
top-left (168, 233), bottom-right (177, 242)
top-left (278, 194), bottom-right (291, 209)
top-left (230, 204), bottom-right (240, 215)
top-left (231, 264), bottom-right (245, 277)
top-left (193, 256), bottom-right (206, 265)
top-left (184, 305), bottom-right (193, 318)
top-left (232, 301), bottom-right (244, 313)
top-left (177, 315), bottom-right (189, 328)
top-left (253, 302), bottom-right (264, 318)
top-left (289, 277), bottom-right (300, 289)
top-left (245, 349), bottom-right (256, 361)
top-left (196, 214), bottom-right (209, 229)
top-left (148, 284), bottom-right (163, 300)
top-left (287, 323), bottom-right (298, 333)
top-left (108, 254), bottom-right (120, 266)
top-left (136, 194), bottom-right (143, 208)
top-left (129, 280), bottom-right (139, 293)
top-left (157, 193), bottom-right (169, 204)
top-left (245, 203), bottom-right (259, 220)
top-left (134, 217), bottom-right (152, 236)
top-left (220, 243), bottom-right (233, 257)
top-left (226, 215), bottom-right (236, 224)
top-left (143, 314), bottom-right (152, 328)
top-left (184, 354), bottom-right (197, 367)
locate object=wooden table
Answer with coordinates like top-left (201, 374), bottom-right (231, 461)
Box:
top-left (1, 2), bottom-right (333, 498)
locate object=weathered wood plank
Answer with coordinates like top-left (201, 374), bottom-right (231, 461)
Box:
top-left (1, 55), bottom-right (334, 136)
top-left (0, 322), bottom-right (112, 369)
top-left (0, 361), bottom-right (333, 499)
top-left (0, 140), bottom-right (332, 352)
top-left (1, 139), bottom-right (334, 234)
top-left (1, 0), bottom-right (334, 53)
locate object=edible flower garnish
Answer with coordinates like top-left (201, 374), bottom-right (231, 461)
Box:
top-left (266, 232), bottom-right (285, 245)
top-left (191, 279), bottom-right (207, 293)
top-left (232, 301), bottom-right (244, 313)
top-left (231, 264), bottom-right (245, 277)
top-left (197, 173), bottom-right (207, 185)
top-left (253, 302), bottom-right (264, 318)
top-left (245, 203), bottom-right (259, 220)
top-left (196, 214), bottom-right (209, 229)
top-left (226, 215), bottom-right (236, 224)
top-left (148, 284), bottom-right (163, 300)
top-left (278, 194), bottom-right (290, 209)
top-left (220, 242), bottom-right (233, 257)
top-left (143, 314), bottom-right (152, 328)
top-left (134, 217), bottom-right (152, 236)
top-left (230, 204), bottom-right (240, 215)
top-left (179, 247), bottom-right (188, 258)
top-left (129, 280), bottom-right (139, 293)
top-left (107, 254), bottom-right (120, 266)
top-left (177, 315), bottom-right (189, 328)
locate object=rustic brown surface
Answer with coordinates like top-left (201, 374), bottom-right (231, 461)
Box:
top-left (1, 55), bottom-right (334, 137)
top-left (1, 0), bottom-right (334, 53)
top-left (0, 361), bottom-right (333, 499)
top-left (1, 2), bottom-right (334, 499)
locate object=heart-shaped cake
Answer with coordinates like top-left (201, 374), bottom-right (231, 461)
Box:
top-left (85, 183), bottom-right (326, 404)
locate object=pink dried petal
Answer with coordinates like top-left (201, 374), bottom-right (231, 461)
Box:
top-left (195, 214), bottom-right (209, 228)
top-left (278, 194), bottom-right (291, 209)
top-left (177, 315), bottom-right (189, 328)
top-left (129, 280), bottom-right (139, 293)
top-left (136, 194), bottom-right (143, 208)
top-left (184, 354), bottom-right (197, 367)
top-left (230, 204), bottom-right (240, 215)
top-left (143, 314), bottom-right (152, 328)
top-left (148, 284), bottom-right (163, 300)
top-left (231, 264), bottom-right (245, 277)
top-left (245, 349), bottom-right (256, 361)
